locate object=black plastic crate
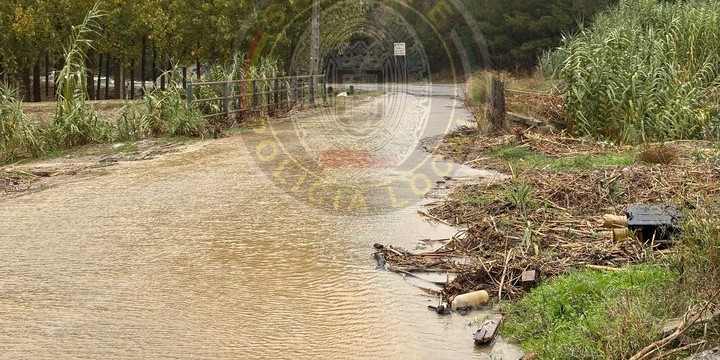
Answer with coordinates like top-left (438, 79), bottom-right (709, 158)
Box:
top-left (626, 204), bottom-right (680, 241)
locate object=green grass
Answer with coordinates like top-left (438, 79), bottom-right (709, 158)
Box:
top-left (503, 265), bottom-right (678, 359)
top-left (488, 144), bottom-right (635, 170)
top-left (447, 135), bottom-right (471, 154)
top-left (466, 73), bottom-right (489, 107)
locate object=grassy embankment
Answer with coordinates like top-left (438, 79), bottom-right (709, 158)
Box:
top-left (451, 0), bottom-right (720, 357)
top-left (0, 8), bottom-right (290, 167)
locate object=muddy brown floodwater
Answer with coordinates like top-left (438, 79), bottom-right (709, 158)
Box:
top-left (0, 86), bottom-right (523, 359)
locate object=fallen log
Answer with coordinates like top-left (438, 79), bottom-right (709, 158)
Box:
top-left (473, 314), bottom-right (504, 346)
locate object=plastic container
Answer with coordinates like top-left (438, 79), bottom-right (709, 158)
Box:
top-left (451, 290), bottom-right (489, 310)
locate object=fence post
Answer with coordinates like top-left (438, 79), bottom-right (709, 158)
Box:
top-left (223, 81), bottom-right (229, 117)
top-left (300, 79), bottom-right (306, 104)
top-left (186, 82), bottom-right (193, 105)
top-left (252, 80), bottom-right (258, 108)
top-left (274, 78), bottom-right (280, 111)
top-left (322, 75), bottom-right (327, 104)
top-left (484, 74), bottom-right (506, 132)
top-left (266, 79), bottom-right (271, 109)
top-left (310, 76), bottom-right (315, 104)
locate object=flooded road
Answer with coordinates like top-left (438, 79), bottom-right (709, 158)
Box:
top-left (0, 86), bottom-right (521, 359)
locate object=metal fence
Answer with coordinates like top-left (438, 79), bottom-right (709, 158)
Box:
top-left (187, 75), bottom-right (327, 118)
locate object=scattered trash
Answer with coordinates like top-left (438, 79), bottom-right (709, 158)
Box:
top-left (626, 204), bottom-right (680, 242)
top-left (601, 214), bottom-right (629, 228)
top-left (427, 299), bottom-right (451, 315)
top-left (336, 92), bottom-right (348, 97)
top-left (521, 270), bottom-right (538, 289)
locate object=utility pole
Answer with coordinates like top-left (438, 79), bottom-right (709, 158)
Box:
top-left (311, 0), bottom-right (320, 76)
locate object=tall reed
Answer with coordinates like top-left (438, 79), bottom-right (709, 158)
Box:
top-left (118, 68), bottom-right (206, 139)
top-left (0, 84), bottom-right (43, 163)
top-left (192, 54), bottom-right (286, 116)
top-left (50, 2), bottom-right (109, 148)
top-left (548, 0), bottom-right (720, 143)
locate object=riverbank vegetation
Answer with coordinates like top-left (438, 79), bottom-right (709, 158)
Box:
top-left (0, 4), bottom-right (295, 165)
top-left (398, 129), bottom-right (720, 358)
top-left (503, 209), bottom-right (720, 359)
top-left (541, 0), bottom-right (720, 144)
top-left (416, 0), bottom-right (720, 357)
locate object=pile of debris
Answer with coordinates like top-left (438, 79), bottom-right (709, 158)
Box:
top-left (0, 170), bottom-right (39, 196)
top-left (375, 129), bottom-right (720, 306)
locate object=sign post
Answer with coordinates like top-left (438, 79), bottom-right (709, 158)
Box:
top-left (393, 42), bottom-right (406, 57)
top-left (394, 42), bottom-right (406, 84)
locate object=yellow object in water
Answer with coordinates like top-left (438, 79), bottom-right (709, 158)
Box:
top-left (451, 290), bottom-right (490, 310)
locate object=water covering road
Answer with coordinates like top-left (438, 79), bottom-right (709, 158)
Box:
top-left (0, 84), bottom-right (521, 359)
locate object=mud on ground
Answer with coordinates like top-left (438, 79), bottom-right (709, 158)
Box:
top-left (0, 139), bottom-right (184, 200)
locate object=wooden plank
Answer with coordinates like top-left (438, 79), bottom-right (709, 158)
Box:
top-left (473, 314), bottom-right (504, 346)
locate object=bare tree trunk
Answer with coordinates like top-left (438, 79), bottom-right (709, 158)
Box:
top-left (182, 67), bottom-right (187, 89)
top-left (104, 55), bottom-right (110, 99)
top-left (130, 59), bottom-right (135, 99)
top-left (152, 44), bottom-right (157, 89)
top-left (114, 61), bottom-right (122, 99)
top-left (141, 37), bottom-right (147, 94)
top-left (45, 52), bottom-right (50, 100)
top-left (32, 62), bottom-right (41, 102)
top-left (96, 54), bottom-right (103, 100)
top-left (196, 57), bottom-right (200, 80)
top-left (22, 67), bottom-right (31, 101)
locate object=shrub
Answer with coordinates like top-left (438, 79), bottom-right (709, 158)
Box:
top-left (119, 69), bottom-right (206, 139)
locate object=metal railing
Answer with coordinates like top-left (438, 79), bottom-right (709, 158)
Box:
top-left (187, 75), bottom-right (327, 118)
